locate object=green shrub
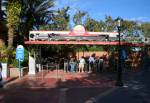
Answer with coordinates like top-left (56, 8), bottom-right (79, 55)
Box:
top-left (0, 46), bottom-right (8, 63)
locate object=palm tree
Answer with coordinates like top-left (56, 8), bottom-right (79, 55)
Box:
top-left (84, 15), bottom-right (105, 32)
top-left (73, 10), bottom-right (87, 25)
top-left (50, 6), bottom-right (70, 30)
top-left (6, 0), bottom-right (22, 50)
top-left (105, 15), bottom-right (116, 32)
top-left (5, 0), bottom-right (22, 64)
top-left (20, 0), bottom-right (54, 38)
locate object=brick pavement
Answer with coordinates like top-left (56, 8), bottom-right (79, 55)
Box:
top-left (0, 70), bottom-right (116, 103)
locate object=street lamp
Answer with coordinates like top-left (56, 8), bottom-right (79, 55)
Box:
top-left (115, 18), bottom-right (124, 86)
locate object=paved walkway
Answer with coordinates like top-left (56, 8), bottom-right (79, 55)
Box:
top-left (1, 58), bottom-right (150, 103)
top-left (0, 70), bottom-right (116, 103)
top-left (0, 70), bottom-right (150, 103)
top-left (94, 69), bottom-right (150, 103)
top-left (1, 69), bottom-right (149, 103)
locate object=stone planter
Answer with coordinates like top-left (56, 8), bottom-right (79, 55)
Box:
top-left (9, 67), bottom-right (28, 77)
top-left (9, 68), bottom-right (19, 77)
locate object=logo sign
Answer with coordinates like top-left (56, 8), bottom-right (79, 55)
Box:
top-left (16, 45), bottom-right (24, 61)
top-left (70, 25), bottom-right (87, 35)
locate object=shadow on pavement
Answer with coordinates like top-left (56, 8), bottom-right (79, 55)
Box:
top-left (0, 71), bottom-right (117, 103)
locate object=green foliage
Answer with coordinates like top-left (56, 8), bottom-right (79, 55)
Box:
top-left (73, 10), bottom-right (87, 25)
top-left (85, 16), bottom-right (105, 31)
top-left (7, 48), bottom-right (16, 64)
top-left (87, 46), bottom-right (104, 51)
top-left (103, 45), bottom-right (116, 52)
top-left (50, 6), bottom-right (70, 30)
top-left (12, 59), bottom-right (18, 68)
top-left (0, 45), bottom-right (29, 67)
top-left (104, 15), bottom-right (116, 32)
top-left (141, 22), bottom-right (150, 37)
top-left (78, 45), bottom-right (104, 51)
top-left (6, 0), bottom-right (22, 28)
top-left (122, 20), bottom-right (137, 34)
top-left (39, 25), bottom-right (51, 30)
top-left (0, 45), bottom-right (8, 63)
top-left (19, 0), bottom-right (54, 37)
top-left (6, 0), bottom-right (22, 55)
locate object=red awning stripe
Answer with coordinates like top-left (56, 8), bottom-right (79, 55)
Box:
top-left (24, 41), bottom-right (144, 46)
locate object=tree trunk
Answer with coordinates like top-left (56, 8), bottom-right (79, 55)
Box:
top-left (7, 25), bottom-right (14, 64)
top-left (7, 26), bottom-right (14, 50)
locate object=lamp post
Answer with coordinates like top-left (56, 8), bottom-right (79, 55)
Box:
top-left (115, 18), bottom-right (123, 86)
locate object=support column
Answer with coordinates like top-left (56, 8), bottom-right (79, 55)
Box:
top-left (38, 46), bottom-right (42, 72)
top-left (35, 46), bottom-right (42, 72)
top-left (28, 48), bottom-right (36, 75)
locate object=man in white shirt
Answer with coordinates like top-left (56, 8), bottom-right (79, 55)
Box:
top-left (79, 56), bottom-right (85, 73)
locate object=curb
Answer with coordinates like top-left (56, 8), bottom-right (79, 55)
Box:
top-left (4, 77), bottom-right (18, 84)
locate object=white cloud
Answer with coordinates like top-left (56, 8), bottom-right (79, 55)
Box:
top-left (128, 17), bottom-right (149, 22)
top-left (55, 0), bottom-right (79, 7)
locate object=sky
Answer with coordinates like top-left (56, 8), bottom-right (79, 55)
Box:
top-left (54, 0), bottom-right (150, 22)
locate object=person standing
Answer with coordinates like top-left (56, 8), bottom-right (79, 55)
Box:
top-left (64, 58), bottom-right (69, 72)
top-left (98, 57), bottom-right (104, 73)
top-left (69, 57), bottom-right (76, 72)
top-left (88, 54), bottom-right (95, 73)
top-left (79, 56), bottom-right (85, 73)
top-left (0, 62), bottom-right (3, 88)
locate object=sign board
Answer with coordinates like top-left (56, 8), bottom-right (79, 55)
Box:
top-left (16, 45), bottom-right (24, 61)
top-left (71, 25), bottom-right (87, 36)
top-left (132, 47), bottom-right (141, 51)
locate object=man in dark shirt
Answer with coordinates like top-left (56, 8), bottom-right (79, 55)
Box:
top-left (64, 58), bottom-right (69, 72)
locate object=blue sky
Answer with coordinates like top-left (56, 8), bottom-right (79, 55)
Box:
top-left (54, 0), bottom-right (150, 22)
